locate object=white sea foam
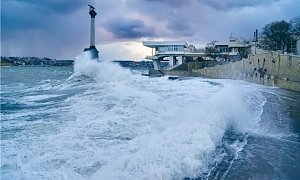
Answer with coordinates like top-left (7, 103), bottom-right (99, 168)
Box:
top-left (21, 94), bottom-right (62, 102)
top-left (1, 54), bottom-right (268, 180)
top-left (73, 52), bottom-right (133, 83)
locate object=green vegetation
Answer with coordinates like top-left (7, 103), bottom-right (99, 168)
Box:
top-left (204, 46), bottom-right (218, 59)
top-left (261, 15), bottom-right (300, 53)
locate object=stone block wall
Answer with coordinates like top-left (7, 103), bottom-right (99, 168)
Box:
top-left (191, 51), bottom-right (300, 92)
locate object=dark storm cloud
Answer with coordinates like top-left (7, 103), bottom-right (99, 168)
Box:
top-left (13, 0), bottom-right (90, 14)
top-left (143, 0), bottom-right (188, 7)
top-left (166, 22), bottom-right (195, 37)
top-left (1, 0), bottom-right (299, 59)
top-left (1, 0), bottom-right (92, 31)
top-left (139, 0), bottom-right (280, 10)
top-left (103, 18), bottom-right (156, 39)
top-left (2, 1), bottom-right (41, 30)
top-left (126, 0), bottom-right (295, 41)
top-left (199, 0), bottom-right (281, 10)
top-left (1, 0), bottom-right (93, 58)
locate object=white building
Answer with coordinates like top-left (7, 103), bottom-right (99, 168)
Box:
top-left (213, 37), bottom-right (250, 56)
top-left (143, 41), bottom-right (204, 70)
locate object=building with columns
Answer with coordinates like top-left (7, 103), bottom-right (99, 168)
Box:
top-left (143, 41), bottom-right (205, 70)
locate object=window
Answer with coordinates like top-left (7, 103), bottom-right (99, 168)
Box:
top-left (219, 46), bottom-right (228, 53)
top-left (174, 46), bottom-right (179, 51)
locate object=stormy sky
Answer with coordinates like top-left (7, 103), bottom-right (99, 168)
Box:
top-left (1, 0), bottom-right (299, 60)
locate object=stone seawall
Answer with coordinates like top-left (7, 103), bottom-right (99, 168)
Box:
top-left (187, 51), bottom-right (300, 92)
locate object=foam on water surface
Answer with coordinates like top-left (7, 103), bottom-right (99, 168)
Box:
top-left (1, 54), bottom-right (271, 180)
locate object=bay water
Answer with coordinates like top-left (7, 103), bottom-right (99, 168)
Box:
top-left (1, 55), bottom-right (300, 179)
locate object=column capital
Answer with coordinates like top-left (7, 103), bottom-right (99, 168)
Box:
top-left (88, 5), bottom-right (97, 18)
top-left (89, 9), bottom-right (97, 18)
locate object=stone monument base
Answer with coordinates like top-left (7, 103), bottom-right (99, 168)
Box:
top-left (84, 46), bottom-right (99, 61)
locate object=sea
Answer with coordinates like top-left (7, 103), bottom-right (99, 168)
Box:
top-left (1, 53), bottom-right (300, 180)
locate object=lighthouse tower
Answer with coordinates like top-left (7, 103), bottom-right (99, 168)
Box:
top-left (84, 5), bottom-right (99, 60)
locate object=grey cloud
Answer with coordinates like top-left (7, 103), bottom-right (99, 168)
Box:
top-left (2, 1), bottom-right (43, 30)
top-left (143, 0), bottom-right (189, 7)
top-left (138, 0), bottom-right (280, 10)
top-left (13, 0), bottom-right (91, 14)
top-left (1, 0), bottom-right (92, 31)
top-left (198, 0), bottom-right (280, 10)
top-left (1, 0), bottom-right (299, 59)
top-left (165, 17), bottom-right (195, 37)
top-left (1, 0), bottom-right (92, 58)
top-left (103, 18), bottom-right (156, 39)
top-left (126, 0), bottom-right (197, 37)
top-left (168, 27), bottom-right (195, 37)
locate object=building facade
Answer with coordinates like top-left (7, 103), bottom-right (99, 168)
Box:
top-left (143, 41), bottom-right (188, 69)
top-left (212, 37), bottom-right (251, 60)
top-left (143, 41), bottom-right (206, 70)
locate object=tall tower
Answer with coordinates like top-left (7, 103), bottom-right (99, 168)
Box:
top-left (84, 5), bottom-right (99, 60)
top-left (89, 5), bottom-right (96, 48)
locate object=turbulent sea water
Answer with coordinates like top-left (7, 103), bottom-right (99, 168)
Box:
top-left (1, 54), bottom-right (300, 180)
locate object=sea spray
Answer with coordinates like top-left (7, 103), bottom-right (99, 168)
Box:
top-left (69, 54), bottom-right (267, 179)
top-left (73, 52), bottom-right (133, 82)
top-left (1, 55), bottom-right (270, 180)
top-left (86, 88), bottom-right (263, 179)
top-left (207, 84), bottom-right (265, 133)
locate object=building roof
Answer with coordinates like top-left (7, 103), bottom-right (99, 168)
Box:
top-left (214, 40), bottom-right (248, 48)
top-left (142, 41), bottom-right (188, 48)
top-left (214, 41), bottom-right (229, 46)
top-left (228, 43), bottom-right (247, 48)
top-left (213, 36), bottom-right (251, 48)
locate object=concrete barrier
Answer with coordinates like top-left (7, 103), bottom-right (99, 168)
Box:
top-left (171, 51), bottom-right (300, 92)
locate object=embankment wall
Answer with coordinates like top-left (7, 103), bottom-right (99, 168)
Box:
top-left (185, 51), bottom-right (300, 92)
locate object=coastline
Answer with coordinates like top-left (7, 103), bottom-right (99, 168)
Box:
top-left (163, 51), bottom-right (300, 92)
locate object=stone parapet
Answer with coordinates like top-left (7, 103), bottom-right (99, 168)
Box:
top-left (187, 51), bottom-right (300, 92)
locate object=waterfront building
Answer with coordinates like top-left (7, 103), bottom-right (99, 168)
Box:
top-left (143, 41), bottom-right (205, 70)
top-left (212, 36), bottom-right (251, 58)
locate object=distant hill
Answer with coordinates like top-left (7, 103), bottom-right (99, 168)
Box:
top-left (0, 57), bottom-right (169, 69)
top-left (1, 57), bottom-right (73, 66)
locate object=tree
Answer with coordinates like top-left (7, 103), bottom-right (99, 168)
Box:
top-left (204, 46), bottom-right (218, 59)
top-left (261, 20), bottom-right (291, 52)
top-left (238, 47), bottom-right (250, 59)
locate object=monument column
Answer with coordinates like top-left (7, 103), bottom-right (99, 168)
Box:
top-left (89, 6), bottom-right (97, 48)
top-left (84, 5), bottom-right (99, 60)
